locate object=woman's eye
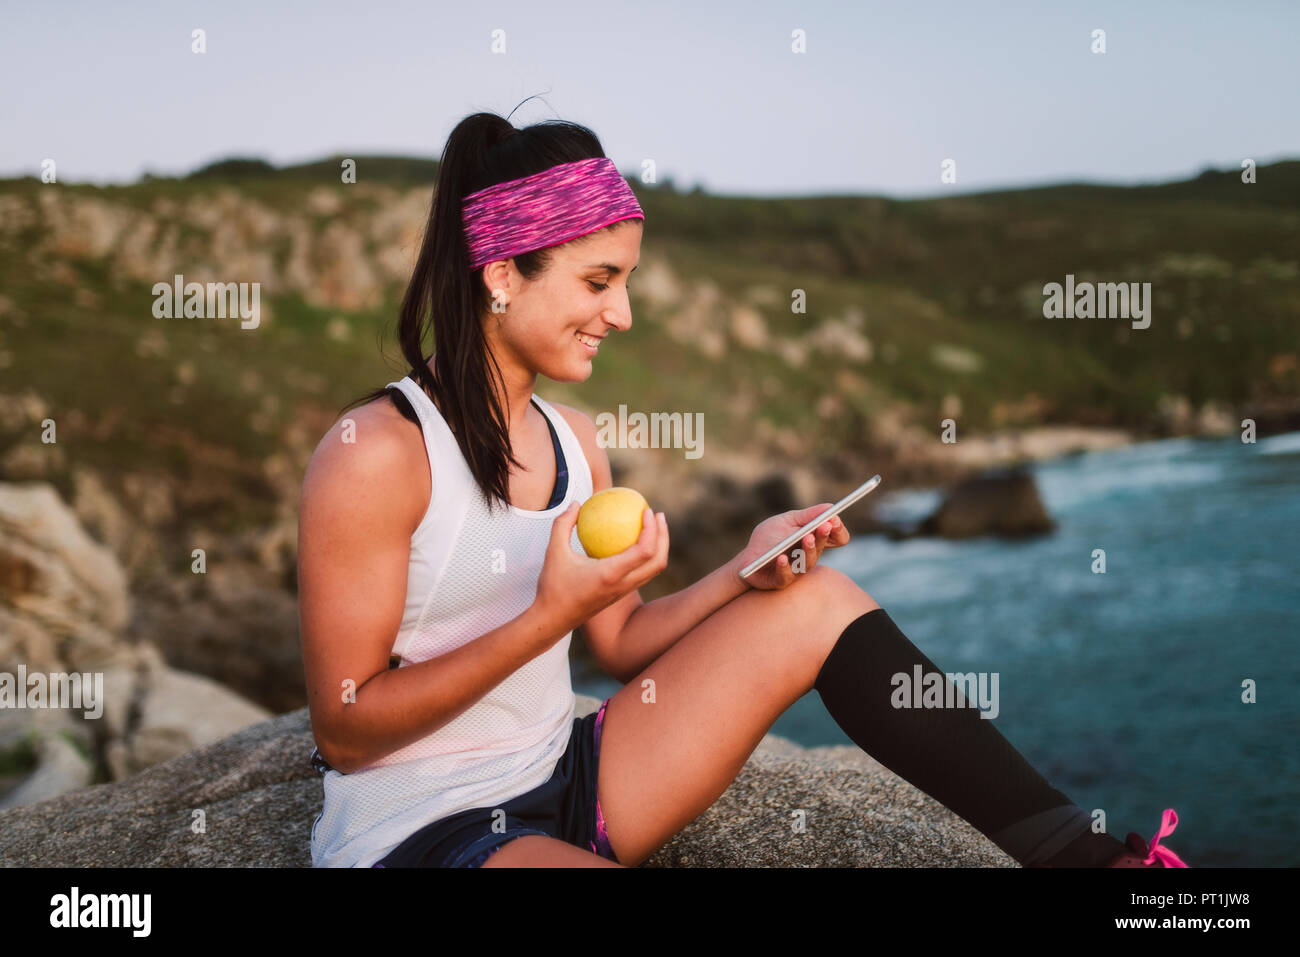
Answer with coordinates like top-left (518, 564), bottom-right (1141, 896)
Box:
top-left (588, 281), bottom-right (609, 292)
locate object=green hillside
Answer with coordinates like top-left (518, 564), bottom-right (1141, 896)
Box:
top-left (1, 157), bottom-right (1297, 536)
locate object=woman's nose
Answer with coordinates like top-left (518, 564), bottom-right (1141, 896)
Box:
top-left (604, 287), bottom-right (633, 331)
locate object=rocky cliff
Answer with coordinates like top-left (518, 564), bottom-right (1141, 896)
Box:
top-left (0, 693), bottom-right (1015, 868)
top-left (0, 481), bottom-right (272, 808)
top-left (0, 479), bottom-right (1016, 866)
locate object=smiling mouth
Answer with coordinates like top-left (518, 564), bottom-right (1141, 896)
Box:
top-left (575, 331), bottom-right (603, 348)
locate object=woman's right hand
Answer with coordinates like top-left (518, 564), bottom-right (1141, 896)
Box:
top-left (534, 501), bottom-right (669, 640)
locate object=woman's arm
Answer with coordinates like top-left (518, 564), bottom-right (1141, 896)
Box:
top-left (602, 552), bottom-right (750, 682)
top-left (608, 505), bottom-right (849, 680)
top-left (555, 400), bottom-right (850, 682)
top-left (552, 402), bottom-right (751, 683)
top-left (298, 404), bottom-right (569, 775)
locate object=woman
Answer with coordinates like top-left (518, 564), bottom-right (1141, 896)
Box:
top-left (298, 109), bottom-right (1187, 868)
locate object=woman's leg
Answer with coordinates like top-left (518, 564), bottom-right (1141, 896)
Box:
top-left (480, 834), bottom-right (625, 868)
top-left (811, 607), bottom-right (1126, 866)
top-left (594, 565), bottom-right (880, 866)
top-left (595, 566), bottom-right (1124, 867)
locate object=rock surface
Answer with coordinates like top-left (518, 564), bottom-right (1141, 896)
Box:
top-left (0, 481), bottom-right (273, 809)
top-left (0, 694), bottom-right (1016, 867)
top-left (915, 467), bottom-right (1056, 540)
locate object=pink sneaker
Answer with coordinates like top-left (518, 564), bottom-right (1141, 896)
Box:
top-left (1107, 809), bottom-right (1190, 867)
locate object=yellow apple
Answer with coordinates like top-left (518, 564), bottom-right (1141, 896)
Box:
top-left (577, 487), bottom-right (650, 558)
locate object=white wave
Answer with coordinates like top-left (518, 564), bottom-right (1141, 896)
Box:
top-left (1254, 430), bottom-right (1300, 457)
top-left (1037, 442), bottom-right (1227, 512)
top-left (871, 488), bottom-right (943, 523)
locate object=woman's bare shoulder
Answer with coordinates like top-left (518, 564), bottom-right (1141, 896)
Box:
top-left (300, 395), bottom-right (430, 536)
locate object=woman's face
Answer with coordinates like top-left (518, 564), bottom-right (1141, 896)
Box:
top-left (480, 219), bottom-right (642, 384)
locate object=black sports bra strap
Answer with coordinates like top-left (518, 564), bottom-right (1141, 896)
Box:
top-left (388, 384), bottom-right (567, 507)
top-left (536, 399), bottom-right (568, 508)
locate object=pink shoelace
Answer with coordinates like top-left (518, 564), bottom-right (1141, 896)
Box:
top-left (1143, 808), bottom-right (1189, 867)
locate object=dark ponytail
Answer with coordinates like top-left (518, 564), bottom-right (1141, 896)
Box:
top-left (342, 109), bottom-right (613, 514)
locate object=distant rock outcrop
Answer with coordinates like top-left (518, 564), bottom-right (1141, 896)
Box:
top-left (909, 468), bottom-right (1056, 540)
top-left (0, 694), bottom-right (1016, 868)
top-left (0, 482), bottom-right (271, 810)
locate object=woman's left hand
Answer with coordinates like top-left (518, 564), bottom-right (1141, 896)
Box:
top-left (734, 503), bottom-right (851, 591)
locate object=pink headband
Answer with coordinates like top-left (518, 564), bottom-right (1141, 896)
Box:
top-left (461, 157), bottom-right (644, 271)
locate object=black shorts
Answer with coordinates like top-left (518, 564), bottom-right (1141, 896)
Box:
top-left (372, 697), bottom-right (620, 867)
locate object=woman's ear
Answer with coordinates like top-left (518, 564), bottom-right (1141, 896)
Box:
top-left (481, 260), bottom-right (512, 313)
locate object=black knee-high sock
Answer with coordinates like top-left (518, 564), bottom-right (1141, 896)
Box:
top-left (814, 608), bottom-right (1126, 867)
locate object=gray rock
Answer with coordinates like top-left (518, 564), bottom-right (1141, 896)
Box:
top-left (0, 729), bottom-right (93, 811)
top-left (110, 649), bottom-right (275, 779)
top-left (917, 467), bottom-right (1055, 540)
top-left (0, 694), bottom-right (1016, 867)
top-left (0, 480), bottom-right (274, 806)
top-left (0, 481), bottom-right (130, 635)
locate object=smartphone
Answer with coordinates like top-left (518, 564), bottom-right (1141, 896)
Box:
top-left (738, 475), bottom-right (882, 580)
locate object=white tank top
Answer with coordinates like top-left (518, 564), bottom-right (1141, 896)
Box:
top-left (309, 374), bottom-right (592, 867)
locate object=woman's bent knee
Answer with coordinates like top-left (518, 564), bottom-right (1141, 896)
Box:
top-left (803, 564), bottom-right (880, 616)
top-left (779, 567), bottom-right (879, 692)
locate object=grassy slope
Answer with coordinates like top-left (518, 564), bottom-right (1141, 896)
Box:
top-left (1, 161), bottom-right (1297, 535)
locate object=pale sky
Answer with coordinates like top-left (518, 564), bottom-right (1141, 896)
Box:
top-left (2, 0), bottom-right (1296, 198)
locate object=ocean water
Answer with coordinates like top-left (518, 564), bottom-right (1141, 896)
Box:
top-left (575, 432), bottom-right (1300, 866)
